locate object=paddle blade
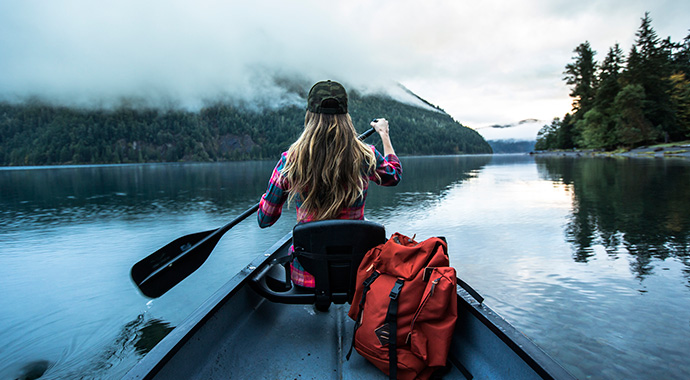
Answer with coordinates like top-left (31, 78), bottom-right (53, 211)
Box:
top-left (131, 230), bottom-right (215, 298)
top-left (131, 203), bottom-right (260, 298)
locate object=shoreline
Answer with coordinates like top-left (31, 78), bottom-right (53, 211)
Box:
top-left (532, 142), bottom-right (690, 159)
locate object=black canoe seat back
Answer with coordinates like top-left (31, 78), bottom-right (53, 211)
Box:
top-left (293, 220), bottom-right (386, 308)
top-left (249, 220), bottom-right (385, 310)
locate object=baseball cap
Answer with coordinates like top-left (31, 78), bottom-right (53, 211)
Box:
top-left (307, 80), bottom-right (348, 114)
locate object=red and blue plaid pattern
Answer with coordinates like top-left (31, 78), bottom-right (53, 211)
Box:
top-left (258, 146), bottom-right (402, 287)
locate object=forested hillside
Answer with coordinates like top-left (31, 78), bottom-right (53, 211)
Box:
top-left (0, 88), bottom-right (491, 166)
top-left (536, 13), bottom-right (690, 151)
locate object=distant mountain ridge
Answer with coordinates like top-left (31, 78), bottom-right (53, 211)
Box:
top-left (475, 118), bottom-right (543, 153)
top-left (0, 83), bottom-right (492, 165)
top-left (486, 139), bottom-right (536, 153)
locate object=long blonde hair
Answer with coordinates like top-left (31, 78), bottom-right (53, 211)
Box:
top-left (281, 111), bottom-right (377, 221)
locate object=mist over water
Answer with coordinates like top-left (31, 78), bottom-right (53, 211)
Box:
top-left (1, 155), bottom-right (690, 379)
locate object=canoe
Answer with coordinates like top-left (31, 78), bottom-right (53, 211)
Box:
top-left (123, 231), bottom-right (575, 380)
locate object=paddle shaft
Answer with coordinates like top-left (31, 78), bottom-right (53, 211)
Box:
top-left (132, 127), bottom-right (376, 298)
top-left (134, 203), bottom-right (260, 295)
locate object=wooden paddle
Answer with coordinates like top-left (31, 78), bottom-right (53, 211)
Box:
top-left (131, 126), bottom-right (377, 298)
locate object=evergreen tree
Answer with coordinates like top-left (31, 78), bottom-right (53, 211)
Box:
top-left (624, 46), bottom-right (643, 86)
top-left (669, 31), bottom-right (690, 139)
top-left (596, 44), bottom-right (624, 111)
top-left (564, 41), bottom-right (598, 115)
top-left (557, 113), bottom-right (576, 149)
top-left (614, 84), bottom-right (658, 146)
top-left (544, 13), bottom-right (688, 151)
top-left (625, 12), bottom-right (675, 140)
top-left (578, 43), bottom-right (625, 149)
top-left (672, 32), bottom-right (690, 76)
top-left (535, 118), bottom-right (562, 150)
top-left (579, 108), bottom-right (616, 149)
top-left (669, 72), bottom-right (690, 137)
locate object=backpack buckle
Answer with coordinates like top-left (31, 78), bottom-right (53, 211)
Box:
top-left (389, 279), bottom-right (404, 300)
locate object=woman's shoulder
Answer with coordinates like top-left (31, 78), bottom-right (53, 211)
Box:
top-left (271, 151), bottom-right (289, 170)
top-left (368, 145), bottom-right (387, 161)
top-left (367, 144), bottom-right (381, 155)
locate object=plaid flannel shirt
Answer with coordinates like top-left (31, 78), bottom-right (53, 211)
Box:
top-left (257, 145), bottom-right (402, 287)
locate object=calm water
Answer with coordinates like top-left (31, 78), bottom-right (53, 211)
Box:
top-left (1, 155), bottom-right (689, 379)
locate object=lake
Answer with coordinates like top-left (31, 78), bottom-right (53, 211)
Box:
top-left (1, 155), bottom-right (689, 379)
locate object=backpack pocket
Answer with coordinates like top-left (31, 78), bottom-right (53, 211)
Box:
top-left (409, 267), bottom-right (457, 367)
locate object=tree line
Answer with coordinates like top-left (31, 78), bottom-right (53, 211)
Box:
top-left (536, 12), bottom-right (690, 151)
top-left (0, 89), bottom-right (491, 166)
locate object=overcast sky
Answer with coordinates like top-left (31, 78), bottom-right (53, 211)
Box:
top-left (1, 0), bottom-right (689, 133)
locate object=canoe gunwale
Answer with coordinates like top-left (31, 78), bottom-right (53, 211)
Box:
top-left (124, 232), bottom-right (293, 380)
top-left (455, 288), bottom-right (576, 380)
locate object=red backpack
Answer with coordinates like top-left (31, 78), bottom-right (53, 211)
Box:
top-left (347, 233), bottom-right (457, 380)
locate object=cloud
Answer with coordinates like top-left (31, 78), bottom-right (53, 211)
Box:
top-left (1, 0), bottom-right (689, 128)
top-left (385, 0), bottom-right (690, 127)
top-left (0, 0), bottom-right (403, 108)
top-left (475, 119), bottom-right (547, 141)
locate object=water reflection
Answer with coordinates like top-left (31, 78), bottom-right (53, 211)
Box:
top-left (110, 314), bottom-right (175, 358)
top-left (0, 162), bottom-right (276, 231)
top-left (2, 156), bottom-right (690, 380)
top-left (35, 314), bottom-right (175, 380)
top-left (132, 318), bottom-right (175, 356)
top-left (536, 156), bottom-right (690, 284)
top-left (366, 155), bottom-right (492, 213)
top-left (0, 157), bottom-right (493, 379)
top-left (14, 360), bottom-right (50, 380)
top-left (0, 157), bottom-right (494, 232)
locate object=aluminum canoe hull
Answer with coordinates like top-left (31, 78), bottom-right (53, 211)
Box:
top-left (124, 232), bottom-right (574, 380)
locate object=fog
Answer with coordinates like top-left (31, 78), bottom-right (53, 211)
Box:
top-left (1, 0), bottom-right (689, 125)
top-left (0, 1), bottom-right (419, 110)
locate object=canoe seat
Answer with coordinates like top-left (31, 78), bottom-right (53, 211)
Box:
top-left (249, 220), bottom-right (386, 310)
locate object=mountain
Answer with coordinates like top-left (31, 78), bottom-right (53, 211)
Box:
top-left (475, 119), bottom-right (543, 153)
top-left (486, 139), bottom-right (536, 153)
top-left (0, 85), bottom-right (492, 166)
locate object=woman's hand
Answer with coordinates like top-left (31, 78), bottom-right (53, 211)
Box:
top-left (371, 118), bottom-right (390, 137)
top-left (370, 118), bottom-right (395, 157)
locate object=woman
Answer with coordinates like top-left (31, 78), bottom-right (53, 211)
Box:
top-left (257, 80), bottom-right (402, 288)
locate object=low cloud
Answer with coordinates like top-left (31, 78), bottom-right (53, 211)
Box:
top-left (1, 0), bottom-right (689, 125)
top-left (0, 1), bottom-right (408, 109)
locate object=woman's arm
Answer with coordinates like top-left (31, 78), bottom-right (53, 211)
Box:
top-left (371, 118), bottom-right (396, 157)
top-left (257, 153), bottom-right (289, 228)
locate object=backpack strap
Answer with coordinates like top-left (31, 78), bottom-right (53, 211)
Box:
top-left (386, 279), bottom-right (405, 380)
top-left (346, 271), bottom-right (380, 360)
